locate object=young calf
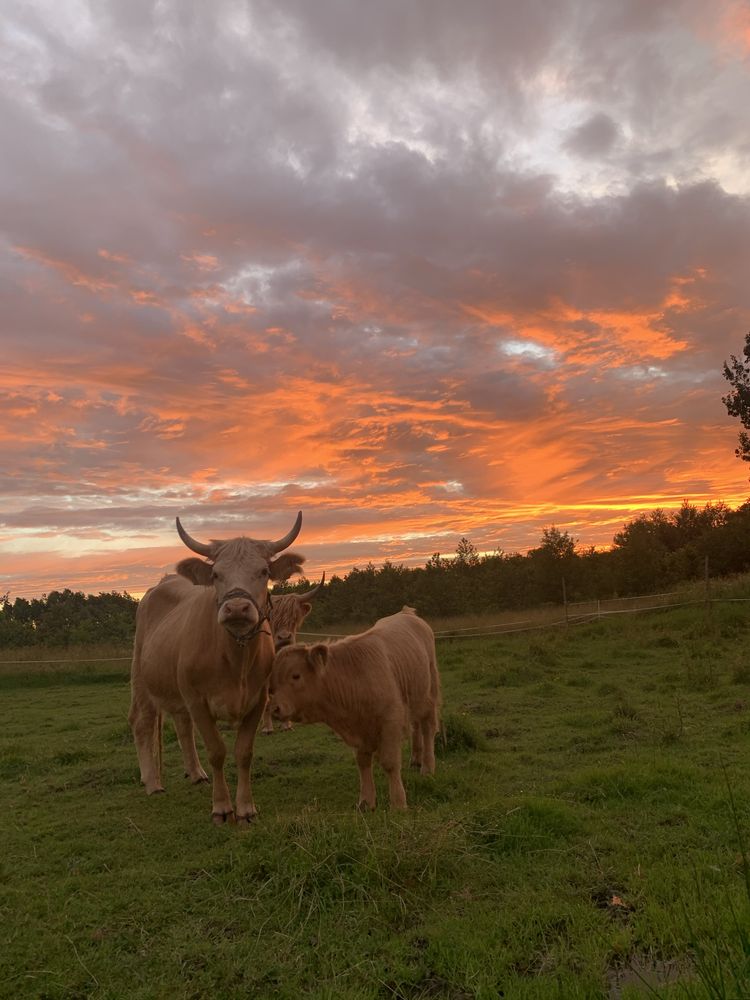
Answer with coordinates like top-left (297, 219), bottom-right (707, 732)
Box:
top-left (268, 607), bottom-right (441, 810)
top-left (261, 575), bottom-right (325, 735)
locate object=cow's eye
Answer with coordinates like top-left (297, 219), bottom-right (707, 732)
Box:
top-left (260, 567), bottom-right (269, 578)
top-left (291, 673), bottom-right (301, 681)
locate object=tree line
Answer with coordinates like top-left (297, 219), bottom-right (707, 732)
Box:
top-left (4, 497), bottom-right (749, 647)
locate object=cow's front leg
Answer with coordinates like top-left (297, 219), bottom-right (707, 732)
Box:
top-left (234, 697), bottom-right (266, 826)
top-left (189, 701), bottom-right (234, 824)
top-left (355, 749), bottom-right (377, 811)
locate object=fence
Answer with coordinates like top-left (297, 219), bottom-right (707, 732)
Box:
top-left (2, 574), bottom-right (750, 663)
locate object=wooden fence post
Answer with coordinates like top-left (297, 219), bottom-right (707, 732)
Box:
top-left (562, 577), bottom-right (569, 626)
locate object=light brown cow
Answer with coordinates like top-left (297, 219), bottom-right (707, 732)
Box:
top-left (261, 574), bottom-right (326, 735)
top-left (128, 512), bottom-right (304, 825)
top-left (268, 606), bottom-right (441, 810)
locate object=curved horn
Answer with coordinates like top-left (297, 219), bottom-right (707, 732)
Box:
top-left (175, 517), bottom-right (214, 558)
top-left (269, 510), bottom-right (302, 554)
top-left (301, 571), bottom-right (326, 599)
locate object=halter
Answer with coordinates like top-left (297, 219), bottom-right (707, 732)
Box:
top-left (219, 588), bottom-right (273, 647)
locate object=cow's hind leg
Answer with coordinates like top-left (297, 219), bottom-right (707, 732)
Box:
top-left (233, 697), bottom-right (266, 826)
top-left (409, 720), bottom-right (424, 771)
top-left (172, 708), bottom-right (208, 784)
top-left (355, 749), bottom-right (377, 811)
top-left (261, 702), bottom-right (275, 735)
top-left (129, 696), bottom-right (165, 795)
top-left (418, 714), bottom-right (437, 776)
top-left (378, 724), bottom-right (407, 810)
top-left (189, 701), bottom-right (234, 824)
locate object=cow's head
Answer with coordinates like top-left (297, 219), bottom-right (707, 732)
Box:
top-left (270, 573), bottom-right (325, 650)
top-left (268, 642), bottom-right (328, 723)
top-left (175, 511), bottom-right (305, 641)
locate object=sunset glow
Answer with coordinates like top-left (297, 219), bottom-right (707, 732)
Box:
top-left (2, 1), bottom-right (750, 599)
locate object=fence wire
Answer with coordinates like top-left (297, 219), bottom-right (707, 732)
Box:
top-left (2, 593), bottom-right (749, 664)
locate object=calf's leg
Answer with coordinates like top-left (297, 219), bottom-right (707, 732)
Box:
top-left (418, 714), bottom-right (437, 776)
top-left (409, 720), bottom-right (424, 770)
top-left (378, 723), bottom-right (407, 810)
top-left (355, 749), bottom-right (377, 811)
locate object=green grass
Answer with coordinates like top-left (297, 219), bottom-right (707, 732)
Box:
top-left (2, 603), bottom-right (750, 998)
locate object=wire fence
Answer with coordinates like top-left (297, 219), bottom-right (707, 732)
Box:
top-left (2, 582), bottom-right (750, 663)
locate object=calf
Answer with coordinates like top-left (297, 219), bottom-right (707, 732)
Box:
top-left (262, 575), bottom-right (325, 734)
top-left (268, 607), bottom-right (440, 810)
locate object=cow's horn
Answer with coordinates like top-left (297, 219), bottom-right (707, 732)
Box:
top-left (269, 510), bottom-right (302, 553)
top-left (301, 571), bottom-right (325, 599)
top-left (175, 517), bottom-right (214, 558)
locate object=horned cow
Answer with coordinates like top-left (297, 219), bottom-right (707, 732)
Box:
top-left (128, 511), bottom-right (304, 825)
top-left (268, 606), bottom-right (441, 810)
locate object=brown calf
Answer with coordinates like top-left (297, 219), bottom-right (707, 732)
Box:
top-left (268, 607), bottom-right (440, 810)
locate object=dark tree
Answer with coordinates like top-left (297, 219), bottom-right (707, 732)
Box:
top-left (722, 331), bottom-right (750, 463)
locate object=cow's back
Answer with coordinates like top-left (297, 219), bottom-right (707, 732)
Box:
top-left (370, 610), bottom-right (440, 720)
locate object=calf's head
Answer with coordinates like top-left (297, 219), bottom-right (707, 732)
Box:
top-left (270, 573), bottom-right (325, 650)
top-left (268, 643), bottom-right (328, 722)
top-left (175, 511), bottom-right (305, 641)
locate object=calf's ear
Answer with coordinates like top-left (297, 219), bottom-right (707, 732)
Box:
top-left (299, 602), bottom-right (312, 616)
top-left (176, 558), bottom-right (214, 586)
top-left (269, 550), bottom-right (306, 581)
top-left (308, 644), bottom-right (328, 673)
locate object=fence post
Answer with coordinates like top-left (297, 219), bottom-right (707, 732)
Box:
top-left (562, 577), bottom-right (569, 626)
top-left (597, 598), bottom-right (601, 621)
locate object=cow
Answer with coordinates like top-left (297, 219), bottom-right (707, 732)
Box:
top-left (128, 511), bottom-right (304, 825)
top-left (261, 574), bottom-right (326, 735)
top-left (268, 606), bottom-right (441, 810)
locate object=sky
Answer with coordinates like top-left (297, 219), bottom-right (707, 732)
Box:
top-left (2, 0), bottom-right (750, 600)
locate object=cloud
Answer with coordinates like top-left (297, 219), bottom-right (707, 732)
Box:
top-left (1, 0), bottom-right (750, 598)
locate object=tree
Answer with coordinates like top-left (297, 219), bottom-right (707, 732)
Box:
top-left (722, 331), bottom-right (750, 463)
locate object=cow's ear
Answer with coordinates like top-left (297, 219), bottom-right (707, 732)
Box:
top-left (299, 602), bottom-right (312, 616)
top-left (269, 550), bottom-right (305, 581)
top-left (308, 644), bottom-right (328, 673)
top-left (176, 558), bottom-right (213, 586)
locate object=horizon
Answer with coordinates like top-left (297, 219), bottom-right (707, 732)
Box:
top-left (3, 1), bottom-right (750, 600)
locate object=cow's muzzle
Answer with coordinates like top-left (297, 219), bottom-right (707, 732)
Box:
top-left (217, 589), bottom-right (272, 647)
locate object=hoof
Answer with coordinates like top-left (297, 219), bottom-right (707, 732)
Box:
top-left (236, 812), bottom-right (258, 828)
top-left (357, 801), bottom-right (375, 813)
top-left (189, 773), bottom-right (209, 784)
top-left (409, 760), bottom-right (421, 771)
top-left (146, 785), bottom-right (165, 795)
top-left (261, 728), bottom-right (274, 736)
top-left (211, 810), bottom-right (236, 826)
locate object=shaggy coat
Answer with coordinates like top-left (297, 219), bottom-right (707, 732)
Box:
top-left (269, 607), bottom-right (441, 809)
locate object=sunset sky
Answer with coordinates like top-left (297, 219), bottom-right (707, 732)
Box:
top-left (3, 0), bottom-right (750, 599)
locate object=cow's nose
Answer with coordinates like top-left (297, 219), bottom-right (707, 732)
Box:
top-left (219, 598), bottom-right (259, 625)
top-left (276, 631), bottom-right (292, 647)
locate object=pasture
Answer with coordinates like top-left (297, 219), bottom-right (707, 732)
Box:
top-left (2, 600), bottom-right (750, 999)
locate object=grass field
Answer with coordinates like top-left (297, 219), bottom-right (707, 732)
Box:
top-left (2, 598), bottom-right (750, 999)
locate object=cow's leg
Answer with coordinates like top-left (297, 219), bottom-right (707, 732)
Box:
top-left (378, 725), bottom-right (407, 810)
top-left (280, 720), bottom-right (293, 732)
top-left (233, 697), bottom-right (266, 826)
top-left (172, 709), bottom-right (208, 784)
top-left (419, 715), bottom-right (437, 776)
top-left (409, 720), bottom-right (424, 770)
top-left (355, 749), bottom-right (377, 811)
top-left (129, 696), bottom-right (164, 795)
top-left (188, 702), bottom-right (234, 824)
top-left (261, 701), bottom-right (275, 735)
